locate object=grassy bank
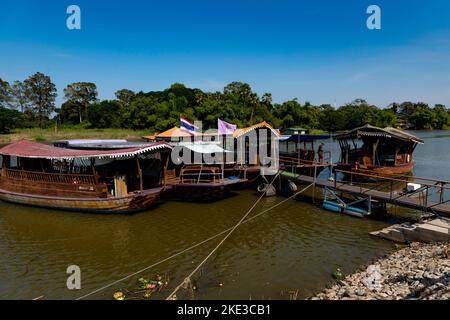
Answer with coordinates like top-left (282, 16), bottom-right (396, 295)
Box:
top-left (0, 128), bottom-right (151, 144)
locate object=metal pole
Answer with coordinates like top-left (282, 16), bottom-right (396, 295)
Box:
top-left (334, 170), bottom-right (337, 188)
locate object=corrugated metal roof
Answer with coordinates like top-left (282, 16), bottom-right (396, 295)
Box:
top-left (334, 124), bottom-right (424, 144)
top-left (0, 140), bottom-right (172, 160)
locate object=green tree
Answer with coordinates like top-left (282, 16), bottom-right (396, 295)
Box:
top-left (0, 78), bottom-right (12, 109)
top-left (23, 72), bottom-right (57, 127)
top-left (59, 100), bottom-right (82, 125)
top-left (11, 80), bottom-right (30, 112)
top-left (115, 89), bottom-right (135, 107)
top-left (64, 82), bottom-right (98, 123)
top-left (0, 106), bottom-right (23, 133)
top-left (87, 100), bottom-right (123, 128)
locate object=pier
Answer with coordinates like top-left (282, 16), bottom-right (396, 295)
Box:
top-left (280, 169), bottom-right (450, 217)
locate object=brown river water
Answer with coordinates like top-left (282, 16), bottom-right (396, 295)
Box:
top-left (0, 130), bottom-right (449, 300)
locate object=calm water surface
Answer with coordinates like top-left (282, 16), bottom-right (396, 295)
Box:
top-left (0, 130), bottom-right (448, 300)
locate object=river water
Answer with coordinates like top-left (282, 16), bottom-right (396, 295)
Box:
top-left (0, 130), bottom-right (448, 300)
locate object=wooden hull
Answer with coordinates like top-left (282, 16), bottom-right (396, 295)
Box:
top-left (0, 187), bottom-right (165, 213)
top-left (336, 162), bottom-right (414, 181)
top-left (165, 179), bottom-right (247, 202)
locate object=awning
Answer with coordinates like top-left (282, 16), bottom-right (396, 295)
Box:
top-left (0, 140), bottom-right (172, 160)
top-left (233, 121), bottom-right (280, 138)
top-left (334, 124), bottom-right (424, 144)
top-left (278, 134), bottom-right (332, 142)
top-left (178, 142), bottom-right (232, 154)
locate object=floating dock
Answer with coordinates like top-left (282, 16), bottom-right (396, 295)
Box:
top-left (280, 169), bottom-right (450, 217)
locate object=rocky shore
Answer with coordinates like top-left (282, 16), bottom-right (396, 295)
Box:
top-left (312, 242), bottom-right (450, 300)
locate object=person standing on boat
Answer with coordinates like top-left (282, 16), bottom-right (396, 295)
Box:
top-left (318, 143), bottom-right (325, 163)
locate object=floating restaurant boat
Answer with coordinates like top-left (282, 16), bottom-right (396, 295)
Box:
top-left (144, 121), bottom-right (280, 192)
top-left (334, 125), bottom-right (424, 180)
top-left (57, 138), bottom-right (249, 202)
top-left (164, 141), bottom-right (248, 201)
top-left (0, 140), bottom-right (172, 213)
top-left (278, 132), bottom-right (332, 176)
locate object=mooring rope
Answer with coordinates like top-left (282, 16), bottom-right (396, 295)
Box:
top-left (165, 171), bottom-right (281, 300)
top-left (76, 175), bottom-right (313, 300)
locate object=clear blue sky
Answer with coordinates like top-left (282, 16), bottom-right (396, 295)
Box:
top-left (1, 0), bottom-right (450, 107)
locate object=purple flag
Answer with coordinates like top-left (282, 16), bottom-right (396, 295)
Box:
top-left (218, 119), bottom-right (237, 134)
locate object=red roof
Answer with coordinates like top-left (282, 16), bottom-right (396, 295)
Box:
top-left (0, 140), bottom-right (172, 160)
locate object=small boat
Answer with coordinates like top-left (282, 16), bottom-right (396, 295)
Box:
top-left (0, 140), bottom-right (172, 213)
top-left (334, 125), bottom-right (424, 181)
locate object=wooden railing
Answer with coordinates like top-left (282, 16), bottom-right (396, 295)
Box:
top-left (2, 168), bottom-right (96, 185)
top-left (179, 165), bottom-right (222, 184)
top-left (279, 151), bottom-right (332, 166)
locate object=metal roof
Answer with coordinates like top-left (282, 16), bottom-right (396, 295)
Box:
top-left (334, 124), bottom-right (424, 144)
top-left (0, 140), bottom-right (172, 160)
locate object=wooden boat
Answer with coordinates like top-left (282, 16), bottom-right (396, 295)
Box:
top-left (278, 133), bottom-right (333, 176)
top-left (0, 140), bottom-right (172, 213)
top-left (334, 125), bottom-right (424, 181)
top-left (144, 121), bottom-right (281, 190)
top-left (53, 139), bottom-right (249, 202)
top-left (164, 142), bottom-right (248, 201)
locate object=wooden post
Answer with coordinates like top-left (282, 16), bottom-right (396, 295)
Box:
top-left (91, 159), bottom-right (99, 185)
top-left (163, 152), bottom-right (170, 186)
top-left (136, 157), bottom-right (143, 191)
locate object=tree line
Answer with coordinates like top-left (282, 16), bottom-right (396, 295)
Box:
top-left (1, 72), bottom-right (449, 134)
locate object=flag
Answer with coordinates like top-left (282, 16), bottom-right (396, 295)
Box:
top-left (180, 117), bottom-right (199, 134)
top-left (218, 119), bottom-right (237, 134)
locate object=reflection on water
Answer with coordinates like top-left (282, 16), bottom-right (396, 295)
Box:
top-left (0, 130), bottom-right (447, 299)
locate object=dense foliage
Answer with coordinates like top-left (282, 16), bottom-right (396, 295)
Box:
top-left (1, 73), bottom-right (449, 134)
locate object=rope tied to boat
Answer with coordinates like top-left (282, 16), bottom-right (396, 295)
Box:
top-left (165, 171), bottom-right (282, 300)
top-left (76, 172), bottom-right (314, 300)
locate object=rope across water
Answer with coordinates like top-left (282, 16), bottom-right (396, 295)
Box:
top-left (76, 174), bottom-right (313, 300)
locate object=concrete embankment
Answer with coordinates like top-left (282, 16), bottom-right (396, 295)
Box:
top-left (311, 242), bottom-right (450, 300)
top-left (370, 218), bottom-right (450, 243)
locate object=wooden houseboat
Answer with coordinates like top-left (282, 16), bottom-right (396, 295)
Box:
top-left (0, 140), bottom-right (172, 213)
top-left (60, 138), bottom-right (249, 202)
top-left (334, 125), bottom-right (424, 180)
top-left (143, 121), bottom-right (280, 194)
top-left (162, 141), bottom-right (249, 201)
top-left (278, 132), bottom-right (332, 176)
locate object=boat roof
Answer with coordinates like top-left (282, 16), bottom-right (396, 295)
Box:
top-left (0, 140), bottom-right (172, 160)
top-left (232, 121), bottom-right (280, 138)
top-left (177, 141), bottom-right (232, 154)
top-left (278, 134), bottom-right (332, 142)
top-left (334, 124), bottom-right (424, 144)
top-left (54, 139), bottom-right (155, 150)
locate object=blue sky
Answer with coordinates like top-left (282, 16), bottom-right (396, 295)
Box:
top-left (1, 0), bottom-right (450, 107)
